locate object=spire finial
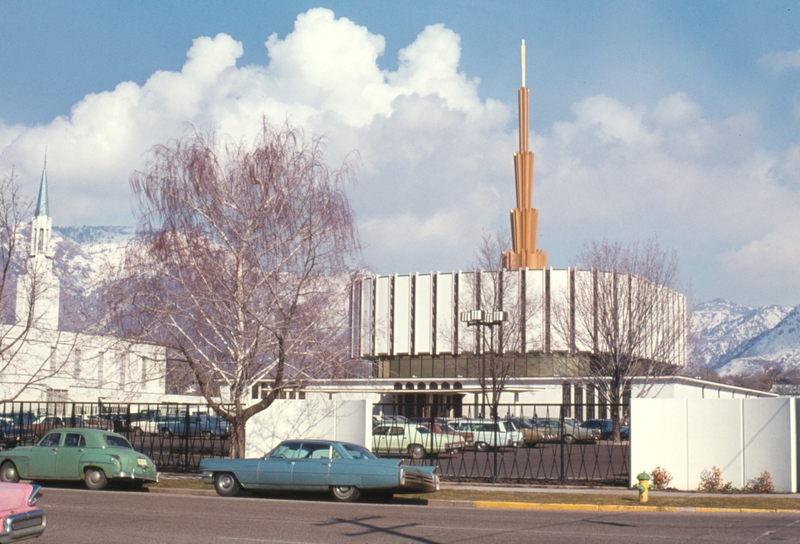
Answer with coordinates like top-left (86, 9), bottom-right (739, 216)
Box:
top-left (44, 147), bottom-right (47, 170)
top-left (521, 39), bottom-right (526, 88)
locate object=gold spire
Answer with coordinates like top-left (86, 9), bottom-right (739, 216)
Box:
top-left (502, 40), bottom-right (547, 270)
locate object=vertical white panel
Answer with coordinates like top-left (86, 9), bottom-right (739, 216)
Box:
top-left (629, 399), bottom-right (689, 489)
top-left (502, 270), bottom-right (521, 352)
top-left (457, 271), bottom-right (476, 353)
top-left (573, 270), bottom-right (594, 352)
top-left (435, 273), bottom-right (454, 354)
top-left (374, 276), bottom-right (391, 356)
top-left (742, 398), bottom-right (795, 493)
top-left (524, 269), bottom-right (545, 352)
top-left (549, 269), bottom-right (570, 352)
top-left (359, 279), bottom-right (373, 357)
top-left (393, 275), bottom-right (411, 355)
top-left (687, 399), bottom-right (744, 490)
top-left (414, 274), bottom-right (432, 355)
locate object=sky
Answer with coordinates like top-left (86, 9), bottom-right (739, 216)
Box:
top-left (1, 1), bottom-right (799, 308)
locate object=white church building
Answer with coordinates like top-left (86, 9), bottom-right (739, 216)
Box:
top-left (0, 164), bottom-right (167, 403)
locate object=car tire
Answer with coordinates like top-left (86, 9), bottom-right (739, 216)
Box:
top-left (160, 428), bottom-right (172, 438)
top-left (330, 485), bottom-right (361, 502)
top-left (214, 472), bottom-right (241, 497)
top-left (563, 434), bottom-right (575, 445)
top-left (407, 444), bottom-right (425, 459)
top-left (84, 468), bottom-right (108, 490)
top-left (475, 441), bottom-right (489, 453)
top-left (0, 461), bottom-right (19, 483)
top-left (201, 430), bottom-right (213, 439)
top-left (132, 427), bottom-right (143, 437)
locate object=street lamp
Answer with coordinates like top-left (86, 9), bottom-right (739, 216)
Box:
top-left (460, 309), bottom-right (507, 416)
top-left (460, 309), bottom-right (507, 485)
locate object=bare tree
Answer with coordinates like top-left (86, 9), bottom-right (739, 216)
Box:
top-left (461, 230), bottom-right (540, 418)
top-left (552, 239), bottom-right (686, 440)
top-left (0, 169), bottom-right (79, 402)
top-left (103, 120), bottom-right (360, 457)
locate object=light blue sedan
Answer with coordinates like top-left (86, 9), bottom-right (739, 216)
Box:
top-left (199, 439), bottom-right (439, 502)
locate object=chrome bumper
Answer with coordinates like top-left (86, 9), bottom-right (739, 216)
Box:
top-left (0, 508), bottom-right (47, 544)
top-left (200, 471), bottom-right (214, 484)
top-left (399, 472), bottom-right (439, 493)
top-left (112, 471), bottom-right (159, 482)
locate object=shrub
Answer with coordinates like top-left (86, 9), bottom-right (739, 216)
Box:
top-left (650, 466), bottom-right (673, 490)
top-left (745, 471), bottom-right (774, 493)
top-left (698, 466), bottom-right (732, 492)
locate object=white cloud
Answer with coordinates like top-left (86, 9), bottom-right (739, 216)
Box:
top-left (1, 8), bottom-right (800, 306)
top-left (759, 48), bottom-right (800, 72)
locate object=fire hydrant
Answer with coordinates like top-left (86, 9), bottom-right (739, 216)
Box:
top-left (636, 472), bottom-right (652, 503)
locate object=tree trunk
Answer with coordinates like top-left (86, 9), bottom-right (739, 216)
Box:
top-left (229, 420), bottom-right (246, 459)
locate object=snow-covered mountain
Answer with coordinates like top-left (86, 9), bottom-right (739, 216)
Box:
top-left (691, 299), bottom-right (800, 375)
top-left (52, 225), bottom-right (134, 293)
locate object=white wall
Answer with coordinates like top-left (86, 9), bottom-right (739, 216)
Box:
top-left (245, 398), bottom-right (371, 458)
top-left (631, 398), bottom-right (798, 493)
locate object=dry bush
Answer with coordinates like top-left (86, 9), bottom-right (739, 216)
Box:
top-left (650, 466), bottom-right (673, 490)
top-left (698, 466), bottom-right (733, 492)
top-left (745, 471), bottom-right (774, 493)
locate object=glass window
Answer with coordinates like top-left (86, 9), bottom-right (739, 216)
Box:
top-left (301, 443), bottom-right (334, 460)
top-left (268, 441), bottom-right (302, 459)
top-left (64, 433), bottom-right (85, 447)
top-left (343, 444), bottom-right (377, 460)
top-left (105, 435), bottom-right (133, 448)
top-left (38, 433), bottom-right (61, 447)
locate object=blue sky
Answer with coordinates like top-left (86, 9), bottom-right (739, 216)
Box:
top-left (1, 1), bottom-right (799, 307)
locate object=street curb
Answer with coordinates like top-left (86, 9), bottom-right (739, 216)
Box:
top-left (145, 487), bottom-right (800, 514)
top-left (465, 500), bottom-right (800, 514)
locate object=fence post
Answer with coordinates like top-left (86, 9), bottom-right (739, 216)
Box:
top-left (559, 405), bottom-right (565, 484)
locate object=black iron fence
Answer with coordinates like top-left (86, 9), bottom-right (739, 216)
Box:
top-left (373, 402), bottom-right (631, 485)
top-left (1, 399), bottom-right (630, 484)
top-left (0, 401), bottom-right (230, 472)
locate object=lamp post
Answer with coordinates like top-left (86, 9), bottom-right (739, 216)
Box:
top-left (460, 309), bottom-right (507, 484)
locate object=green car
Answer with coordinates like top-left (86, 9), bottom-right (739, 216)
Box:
top-left (0, 428), bottom-right (158, 490)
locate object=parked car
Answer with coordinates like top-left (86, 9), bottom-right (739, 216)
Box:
top-left (372, 423), bottom-right (464, 458)
top-left (0, 421), bottom-right (34, 450)
top-left (0, 482), bottom-right (47, 543)
top-left (506, 417), bottom-right (557, 447)
top-left (414, 421), bottom-right (474, 446)
top-left (531, 418), bottom-right (601, 444)
top-left (157, 414), bottom-right (230, 438)
top-left (580, 419), bottom-right (630, 440)
top-left (0, 428), bottom-right (158, 490)
top-left (448, 419), bottom-right (524, 452)
top-left (199, 439), bottom-right (439, 502)
top-left (29, 416), bottom-right (112, 439)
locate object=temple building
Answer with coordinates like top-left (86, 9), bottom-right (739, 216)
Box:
top-left (0, 161), bottom-right (167, 403)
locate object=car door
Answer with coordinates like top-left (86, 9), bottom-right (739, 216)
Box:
top-left (291, 442), bottom-right (333, 488)
top-left (257, 441), bottom-right (300, 488)
top-left (55, 432), bottom-right (86, 479)
top-left (29, 432), bottom-right (62, 478)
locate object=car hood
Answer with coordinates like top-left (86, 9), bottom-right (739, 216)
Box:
top-left (0, 483), bottom-right (27, 511)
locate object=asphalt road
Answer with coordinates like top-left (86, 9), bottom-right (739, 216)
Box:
top-left (32, 486), bottom-right (800, 544)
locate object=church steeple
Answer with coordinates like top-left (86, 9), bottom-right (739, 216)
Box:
top-left (35, 153), bottom-right (49, 218)
top-left (502, 40), bottom-right (547, 270)
top-left (30, 156), bottom-right (53, 259)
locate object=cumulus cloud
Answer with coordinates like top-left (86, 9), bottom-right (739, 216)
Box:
top-left (1, 8), bottom-right (799, 306)
top-left (759, 48), bottom-right (800, 72)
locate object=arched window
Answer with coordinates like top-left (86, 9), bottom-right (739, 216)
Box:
top-left (417, 383), bottom-right (426, 390)
top-left (441, 382), bottom-right (450, 390)
top-left (393, 382), bottom-right (402, 390)
top-left (454, 382), bottom-right (463, 390)
top-left (430, 382), bottom-right (439, 390)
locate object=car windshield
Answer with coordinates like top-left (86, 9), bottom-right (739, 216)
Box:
top-left (105, 435), bottom-right (133, 448)
top-left (343, 444), bottom-right (377, 460)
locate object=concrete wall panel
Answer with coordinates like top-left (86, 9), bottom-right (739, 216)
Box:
top-left (393, 275), bottom-right (411, 355)
top-left (435, 273), bottom-right (455, 354)
top-left (414, 274), bottom-right (432, 355)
